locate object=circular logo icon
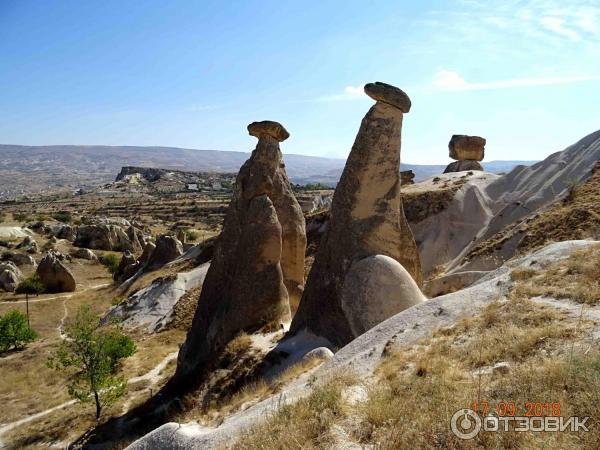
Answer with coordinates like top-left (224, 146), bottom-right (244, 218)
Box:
top-left (451, 408), bottom-right (481, 440)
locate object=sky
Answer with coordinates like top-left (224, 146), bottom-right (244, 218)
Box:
top-left (1, 0), bottom-right (599, 164)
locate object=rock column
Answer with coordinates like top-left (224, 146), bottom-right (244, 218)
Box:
top-left (290, 82), bottom-right (424, 347)
top-left (175, 121), bottom-right (306, 385)
top-left (443, 135), bottom-right (486, 173)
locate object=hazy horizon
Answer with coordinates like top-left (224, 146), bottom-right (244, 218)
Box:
top-left (1, 1), bottom-right (599, 164)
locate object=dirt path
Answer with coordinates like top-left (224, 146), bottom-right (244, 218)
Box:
top-left (0, 350), bottom-right (179, 445)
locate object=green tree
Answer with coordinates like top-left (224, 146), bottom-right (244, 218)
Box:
top-left (47, 306), bottom-right (136, 419)
top-left (0, 310), bottom-right (38, 353)
top-left (99, 254), bottom-right (120, 275)
top-left (16, 275), bottom-right (45, 327)
top-left (52, 211), bottom-right (72, 223)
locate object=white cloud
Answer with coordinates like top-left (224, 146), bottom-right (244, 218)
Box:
top-left (540, 16), bottom-right (580, 40)
top-left (297, 84), bottom-right (367, 103)
top-left (432, 69), bottom-right (599, 92)
top-left (343, 85), bottom-right (365, 96)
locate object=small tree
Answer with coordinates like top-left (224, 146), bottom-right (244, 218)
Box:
top-left (47, 306), bottom-right (136, 419)
top-left (16, 275), bottom-right (45, 327)
top-left (99, 254), bottom-right (120, 275)
top-left (0, 310), bottom-right (38, 353)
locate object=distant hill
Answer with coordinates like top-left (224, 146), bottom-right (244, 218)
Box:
top-left (0, 144), bottom-right (536, 197)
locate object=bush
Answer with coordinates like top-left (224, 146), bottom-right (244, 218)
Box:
top-left (0, 212), bottom-right (5, 223)
top-left (99, 254), bottom-right (120, 275)
top-left (13, 213), bottom-right (29, 222)
top-left (52, 211), bottom-right (72, 223)
top-left (16, 275), bottom-right (46, 296)
top-left (0, 310), bottom-right (38, 353)
top-left (185, 230), bottom-right (200, 242)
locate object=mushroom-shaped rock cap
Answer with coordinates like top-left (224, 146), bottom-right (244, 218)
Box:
top-left (448, 135), bottom-right (486, 161)
top-left (248, 121), bottom-right (290, 142)
top-left (364, 82), bottom-right (411, 113)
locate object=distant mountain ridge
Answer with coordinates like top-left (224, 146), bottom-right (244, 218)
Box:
top-left (0, 144), bottom-right (536, 197)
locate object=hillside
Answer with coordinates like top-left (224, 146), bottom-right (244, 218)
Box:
top-left (0, 144), bottom-right (535, 197)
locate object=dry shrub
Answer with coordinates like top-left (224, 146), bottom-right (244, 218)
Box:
top-left (231, 372), bottom-right (356, 450)
top-left (351, 296), bottom-right (597, 450)
top-left (512, 244), bottom-right (600, 304)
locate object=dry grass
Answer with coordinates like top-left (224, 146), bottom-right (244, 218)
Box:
top-left (231, 372), bottom-right (357, 450)
top-left (179, 332), bottom-right (325, 425)
top-left (230, 282), bottom-right (598, 450)
top-left (350, 295), bottom-right (597, 449)
top-left (511, 244), bottom-right (600, 304)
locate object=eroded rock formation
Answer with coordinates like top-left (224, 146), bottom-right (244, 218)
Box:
top-left (0, 261), bottom-right (21, 292)
top-left (36, 251), bottom-right (76, 293)
top-left (146, 235), bottom-right (183, 270)
top-left (444, 134), bottom-right (485, 173)
top-left (290, 81), bottom-right (423, 347)
top-left (400, 170), bottom-right (415, 185)
top-left (175, 120), bottom-right (306, 385)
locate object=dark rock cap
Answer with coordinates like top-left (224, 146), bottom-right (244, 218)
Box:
top-left (248, 120), bottom-right (290, 142)
top-left (364, 82), bottom-right (411, 113)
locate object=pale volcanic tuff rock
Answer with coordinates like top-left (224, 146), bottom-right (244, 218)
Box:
top-left (174, 120), bottom-right (306, 385)
top-left (145, 235), bottom-right (183, 270)
top-left (0, 261), bottom-right (21, 292)
top-left (290, 82), bottom-right (423, 347)
top-left (36, 251), bottom-right (76, 293)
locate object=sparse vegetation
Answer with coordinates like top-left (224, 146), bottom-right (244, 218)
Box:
top-left (16, 274), bottom-right (46, 297)
top-left (47, 305), bottom-right (136, 419)
top-left (99, 253), bottom-right (121, 275)
top-left (512, 244), bottom-right (600, 304)
top-left (13, 212), bottom-right (29, 222)
top-left (185, 229), bottom-right (200, 242)
top-left (111, 295), bottom-right (126, 306)
top-left (232, 372), bottom-right (356, 449)
top-left (0, 310), bottom-right (38, 353)
top-left (52, 210), bottom-right (72, 223)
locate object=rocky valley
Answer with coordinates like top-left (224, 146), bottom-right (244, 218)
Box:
top-left (1, 79), bottom-right (599, 450)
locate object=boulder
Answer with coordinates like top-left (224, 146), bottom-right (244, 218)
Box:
top-left (74, 222), bottom-right (145, 252)
top-left (75, 224), bottom-right (114, 250)
top-left (36, 251), bottom-right (76, 293)
top-left (448, 135), bottom-right (485, 161)
top-left (443, 160), bottom-right (483, 173)
top-left (400, 170), bottom-right (415, 185)
top-left (146, 235), bottom-right (183, 270)
top-left (290, 81), bottom-right (423, 347)
top-left (0, 262), bottom-right (22, 292)
top-left (302, 347), bottom-right (334, 362)
top-left (53, 224), bottom-right (77, 241)
top-left (70, 248), bottom-right (97, 261)
top-left (26, 241), bottom-right (38, 254)
top-left (175, 120), bottom-right (306, 386)
top-left (139, 242), bottom-right (156, 266)
top-left (115, 251), bottom-right (140, 282)
top-left (2, 251), bottom-right (36, 267)
top-left (341, 255), bottom-right (425, 336)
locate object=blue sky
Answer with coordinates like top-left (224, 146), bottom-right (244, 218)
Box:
top-left (1, 0), bottom-right (599, 164)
